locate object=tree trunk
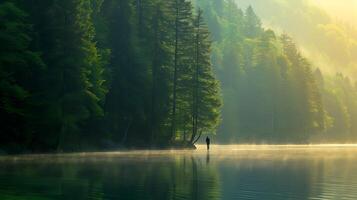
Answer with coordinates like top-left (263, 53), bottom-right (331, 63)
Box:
top-left (193, 130), bottom-right (203, 144)
top-left (150, 7), bottom-right (160, 143)
top-left (191, 11), bottom-right (201, 143)
top-left (121, 118), bottom-right (132, 145)
top-left (171, 1), bottom-right (179, 141)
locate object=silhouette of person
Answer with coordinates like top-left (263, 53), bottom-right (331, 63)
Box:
top-left (206, 136), bottom-right (210, 150)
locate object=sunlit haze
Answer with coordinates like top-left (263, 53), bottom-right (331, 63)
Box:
top-left (311, 0), bottom-right (357, 26)
top-left (1, 1), bottom-right (357, 199)
top-left (235, 0), bottom-right (357, 79)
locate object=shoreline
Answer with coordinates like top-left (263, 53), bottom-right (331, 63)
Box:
top-left (0, 143), bottom-right (197, 156)
top-left (4, 143), bottom-right (357, 156)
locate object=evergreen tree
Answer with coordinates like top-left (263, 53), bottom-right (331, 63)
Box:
top-left (5, 0), bottom-right (356, 151)
top-left (101, 0), bottom-right (150, 145)
top-left (244, 6), bottom-right (262, 38)
top-left (0, 2), bottom-right (44, 152)
top-left (168, 0), bottom-right (194, 141)
top-left (191, 8), bottom-right (221, 143)
top-left (20, 0), bottom-right (107, 151)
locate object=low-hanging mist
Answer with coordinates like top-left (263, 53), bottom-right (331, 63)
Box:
top-left (195, 0), bottom-right (357, 143)
top-left (234, 0), bottom-right (357, 79)
top-left (0, 0), bottom-right (357, 154)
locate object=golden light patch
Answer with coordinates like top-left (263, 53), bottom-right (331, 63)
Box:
top-left (310, 0), bottom-right (357, 27)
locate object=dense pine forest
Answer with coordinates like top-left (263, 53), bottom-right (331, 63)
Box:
top-left (0, 0), bottom-right (221, 153)
top-left (196, 0), bottom-right (357, 143)
top-left (0, 0), bottom-right (357, 153)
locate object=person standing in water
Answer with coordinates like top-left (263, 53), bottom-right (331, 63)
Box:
top-left (206, 136), bottom-right (211, 150)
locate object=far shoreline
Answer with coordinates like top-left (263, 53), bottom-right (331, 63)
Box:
top-left (0, 143), bottom-right (198, 156)
top-left (4, 143), bottom-right (357, 156)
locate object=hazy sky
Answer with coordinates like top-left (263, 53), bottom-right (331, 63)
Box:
top-left (310, 0), bottom-right (357, 26)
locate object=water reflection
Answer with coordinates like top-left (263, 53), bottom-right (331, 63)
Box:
top-left (0, 151), bottom-right (221, 200)
top-left (1, 145), bottom-right (357, 199)
top-left (206, 151), bottom-right (210, 164)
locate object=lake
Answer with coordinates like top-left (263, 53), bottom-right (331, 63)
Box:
top-left (1, 145), bottom-right (357, 200)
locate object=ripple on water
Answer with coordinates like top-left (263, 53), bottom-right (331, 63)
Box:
top-left (1, 145), bottom-right (357, 199)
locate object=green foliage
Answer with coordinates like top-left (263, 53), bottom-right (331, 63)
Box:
top-left (235, 0), bottom-right (357, 80)
top-left (195, 0), bottom-right (327, 143)
top-left (0, 0), bottom-right (222, 152)
top-left (31, 0), bottom-right (108, 151)
top-left (314, 72), bottom-right (357, 142)
top-left (0, 2), bottom-right (45, 152)
top-left (191, 9), bottom-right (222, 142)
top-left (3, 0), bottom-right (356, 152)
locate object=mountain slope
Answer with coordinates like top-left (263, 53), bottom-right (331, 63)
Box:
top-left (235, 0), bottom-right (357, 79)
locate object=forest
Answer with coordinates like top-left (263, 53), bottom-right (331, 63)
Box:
top-left (195, 0), bottom-right (357, 143)
top-left (0, 0), bottom-right (357, 153)
top-left (0, 0), bottom-right (221, 153)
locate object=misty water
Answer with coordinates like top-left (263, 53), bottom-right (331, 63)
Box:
top-left (1, 145), bottom-right (357, 200)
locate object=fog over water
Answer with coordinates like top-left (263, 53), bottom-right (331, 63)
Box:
top-left (2, 145), bottom-right (357, 199)
top-left (1, 1), bottom-right (357, 198)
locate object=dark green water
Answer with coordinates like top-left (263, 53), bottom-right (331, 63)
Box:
top-left (1, 145), bottom-right (357, 200)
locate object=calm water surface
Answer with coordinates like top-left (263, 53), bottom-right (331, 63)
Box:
top-left (1, 145), bottom-right (357, 200)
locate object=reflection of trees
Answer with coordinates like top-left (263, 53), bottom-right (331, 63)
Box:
top-left (218, 158), bottom-right (325, 200)
top-left (9, 152), bottom-right (357, 200)
top-left (157, 155), bottom-right (221, 200)
top-left (4, 155), bottom-right (222, 200)
top-left (192, 157), bottom-right (198, 200)
top-left (191, 155), bottom-right (221, 200)
top-left (308, 158), bottom-right (357, 199)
